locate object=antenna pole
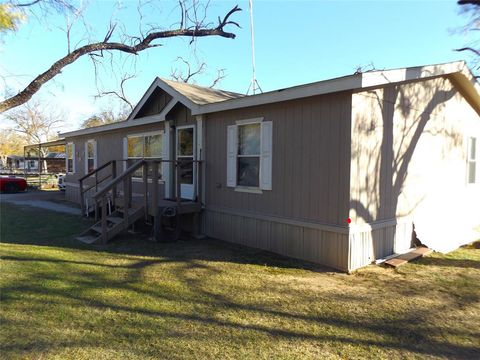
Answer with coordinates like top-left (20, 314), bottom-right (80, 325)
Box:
top-left (248, 0), bottom-right (262, 95)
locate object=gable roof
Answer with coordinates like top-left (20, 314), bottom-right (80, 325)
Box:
top-left (160, 78), bottom-right (243, 105)
top-left (127, 77), bottom-right (243, 121)
top-left (61, 61), bottom-right (480, 138)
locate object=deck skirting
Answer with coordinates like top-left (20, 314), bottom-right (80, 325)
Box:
top-left (203, 208), bottom-right (350, 271)
top-left (203, 208), bottom-right (413, 272)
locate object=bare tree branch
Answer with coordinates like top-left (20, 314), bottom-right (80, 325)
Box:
top-left (458, 0), bottom-right (480, 6)
top-left (15, 0), bottom-right (42, 7)
top-left (171, 56), bottom-right (206, 83)
top-left (0, 4), bottom-right (241, 113)
top-left (455, 46), bottom-right (480, 57)
top-left (209, 68), bottom-right (226, 88)
top-left (95, 73), bottom-right (135, 111)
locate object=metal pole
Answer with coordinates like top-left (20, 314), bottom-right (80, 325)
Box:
top-left (23, 146), bottom-right (26, 184)
top-left (38, 144), bottom-right (41, 190)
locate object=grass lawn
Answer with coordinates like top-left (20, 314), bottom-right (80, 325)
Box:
top-left (1, 202), bottom-right (479, 359)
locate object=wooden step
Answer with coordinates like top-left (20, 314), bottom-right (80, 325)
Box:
top-left (384, 247), bottom-right (433, 268)
top-left (107, 216), bottom-right (123, 224)
top-left (75, 234), bottom-right (101, 244)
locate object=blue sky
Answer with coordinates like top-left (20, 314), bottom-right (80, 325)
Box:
top-left (0, 0), bottom-right (476, 132)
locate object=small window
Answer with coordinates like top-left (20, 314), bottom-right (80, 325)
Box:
top-left (85, 140), bottom-right (96, 174)
top-left (66, 142), bottom-right (75, 174)
top-left (467, 137), bottom-right (477, 184)
top-left (237, 123), bottom-right (261, 187)
top-left (126, 132), bottom-right (163, 178)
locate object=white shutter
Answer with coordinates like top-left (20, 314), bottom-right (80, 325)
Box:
top-left (122, 137), bottom-right (128, 171)
top-left (93, 140), bottom-right (98, 169)
top-left (162, 127), bottom-right (171, 197)
top-left (260, 121), bottom-right (273, 190)
top-left (72, 143), bottom-right (76, 174)
top-left (226, 125), bottom-right (237, 187)
top-left (84, 142), bottom-right (88, 174)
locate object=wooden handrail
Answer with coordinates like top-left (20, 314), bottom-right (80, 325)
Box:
top-left (82, 174), bottom-right (112, 194)
top-left (79, 160), bottom-right (116, 215)
top-left (93, 159), bottom-right (203, 200)
top-left (93, 159), bottom-right (146, 200)
top-left (79, 160), bottom-right (114, 182)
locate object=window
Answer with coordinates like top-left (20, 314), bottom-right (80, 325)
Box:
top-left (467, 137), bottom-right (477, 184)
top-left (66, 142), bottom-right (75, 174)
top-left (85, 140), bottom-right (97, 174)
top-left (237, 123), bottom-right (261, 187)
top-left (177, 127), bottom-right (194, 185)
top-left (125, 132), bottom-right (163, 178)
top-left (227, 119), bottom-right (272, 191)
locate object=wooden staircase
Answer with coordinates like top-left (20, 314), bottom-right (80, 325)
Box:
top-left (75, 158), bottom-right (203, 245)
top-left (75, 206), bottom-right (145, 245)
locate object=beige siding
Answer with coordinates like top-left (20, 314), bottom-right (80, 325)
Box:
top-left (349, 76), bottom-right (480, 266)
top-left (64, 122), bottom-right (166, 204)
top-left (204, 92), bottom-right (352, 225)
top-left (204, 209), bottom-right (349, 271)
top-left (202, 93), bottom-right (352, 270)
top-left (64, 104), bottom-right (197, 204)
top-left (65, 122), bottom-right (165, 181)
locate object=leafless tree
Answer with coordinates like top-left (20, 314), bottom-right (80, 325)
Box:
top-left (80, 106), bottom-right (129, 129)
top-left (0, 1), bottom-right (241, 113)
top-left (456, 0), bottom-right (480, 74)
top-left (5, 101), bottom-right (63, 147)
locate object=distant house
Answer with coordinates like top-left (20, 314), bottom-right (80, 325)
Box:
top-left (4, 155), bottom-right (38, 172)
top-left (59, 61), bottom-right (480, 272)
top-left (1, 153), bottom-right (65, 173)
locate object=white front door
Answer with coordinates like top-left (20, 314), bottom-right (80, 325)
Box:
top-left (176, 125), bottom-right (195, 200)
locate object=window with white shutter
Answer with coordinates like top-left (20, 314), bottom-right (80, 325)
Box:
top-left (226, 118), bottom-right (272, 191)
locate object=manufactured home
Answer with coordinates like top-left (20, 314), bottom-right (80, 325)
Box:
top-left (59, 61), bottom-right (480, 272)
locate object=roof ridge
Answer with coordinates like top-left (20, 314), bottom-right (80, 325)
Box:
top-left (159, 77), bottom-right (244, 96)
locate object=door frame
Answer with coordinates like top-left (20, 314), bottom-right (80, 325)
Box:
top-left (175, 124), bottom-right (196, 200)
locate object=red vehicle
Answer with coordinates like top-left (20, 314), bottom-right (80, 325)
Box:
top-left (0, 176), bottom-right (27, 193)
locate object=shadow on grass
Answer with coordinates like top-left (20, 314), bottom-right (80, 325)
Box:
top-left (2, 203), bottom-right (480, 358)
top-left (0, 201), bottom-right (332, 273)
top-left (1, 253), bottom-right (479, 359)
